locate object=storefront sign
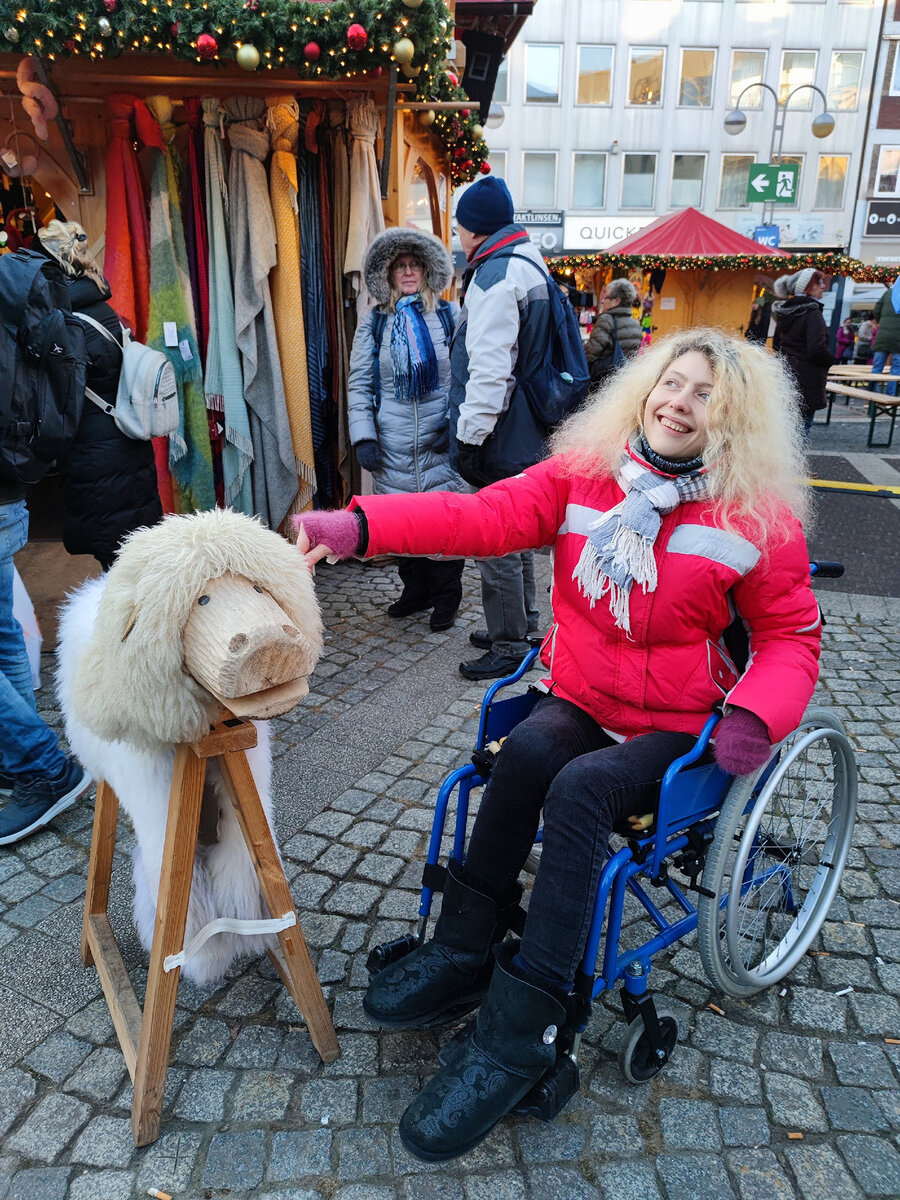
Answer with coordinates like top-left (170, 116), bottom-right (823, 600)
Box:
top-left (515, 211), bottom-right (565, 253)
top-left (865, 200), bottom-right (900, 237)
top-left (514, 210), bottom-right (564, 225)
top-left (563, 216), bottom-right (655, 251)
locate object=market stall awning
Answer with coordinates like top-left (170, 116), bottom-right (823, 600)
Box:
top-left (605, 207), bottom-right (788, 258)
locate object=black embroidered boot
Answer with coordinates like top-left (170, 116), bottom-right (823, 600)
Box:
top-left (363, 859), bottom-right (520, 1029)
top-left (398, 941), bottom-right (567, 1162)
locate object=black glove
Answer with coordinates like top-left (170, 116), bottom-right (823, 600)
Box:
top-left (354, 439), bottom-right (382, 473)
top-left (455, 439), bottom-right (491, 488)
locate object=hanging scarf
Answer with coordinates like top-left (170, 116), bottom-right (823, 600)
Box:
top-left (572, 439), bottom-right (710, 634)
top-left (390, 295), bottom-right (439, 402)
top-left (344, 95), bottom-right (385, 320)
top-left (183, 98), bottom-right (210, 361)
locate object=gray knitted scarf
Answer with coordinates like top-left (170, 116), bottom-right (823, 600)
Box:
top-left (572, 439), bottom-right (710, 634)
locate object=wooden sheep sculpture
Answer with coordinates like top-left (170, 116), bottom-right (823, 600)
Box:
top-left (56, 507), bottom-right (323, 986)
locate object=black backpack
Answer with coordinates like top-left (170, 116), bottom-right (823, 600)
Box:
top-left (589, 313), bottom-right (627, 382)
top-left (0, 249), bottom-right (87, 485)
top-left (370, 298), bottom-right (456, 409)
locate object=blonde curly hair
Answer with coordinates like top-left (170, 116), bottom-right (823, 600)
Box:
top-left (550, 326), bottom-right (810, 540)
top-left (37, 219), bottom-right (108, 293)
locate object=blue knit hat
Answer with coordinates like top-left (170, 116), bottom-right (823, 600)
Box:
top-left (455, 176), bottom-right (515, 236)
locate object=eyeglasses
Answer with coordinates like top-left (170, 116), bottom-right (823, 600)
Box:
top-left (392, 260), bottom-right (423, 274)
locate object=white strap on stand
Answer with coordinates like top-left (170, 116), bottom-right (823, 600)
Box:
top-left (163, 911), bottom-right (297, 973)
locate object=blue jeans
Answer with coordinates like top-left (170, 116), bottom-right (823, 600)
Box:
top-left (0, 501), bottom-right (66, 779)
top-left (872, 351), bottom-right (900, 398)
top-left (463, 694), bottom-right (699, 984)
top-left (477, 550), bottom-right (541, 656)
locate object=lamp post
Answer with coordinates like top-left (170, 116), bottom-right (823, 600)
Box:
top-left (724, 82), bottom-right (835, 226)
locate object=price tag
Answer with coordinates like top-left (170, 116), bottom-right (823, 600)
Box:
top-left (179, 339), bottom-right (193, 362)
top-left (163, 321), bottom-right (178, 347)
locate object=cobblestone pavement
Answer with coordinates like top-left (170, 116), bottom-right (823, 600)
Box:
top-left (2, 433), bottom-right (899, 1199)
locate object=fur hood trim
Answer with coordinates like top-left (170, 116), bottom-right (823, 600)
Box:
top-left (64, 508), bottom-right (323, 752)
top-left (364, 227), bottom-right (453, 305)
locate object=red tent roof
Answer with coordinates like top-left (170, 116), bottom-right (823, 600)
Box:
top-left (606, 207), bottom-right (788, 258)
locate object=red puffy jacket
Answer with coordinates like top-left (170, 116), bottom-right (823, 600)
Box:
top-left (353, 456), bottom-right (821, 743)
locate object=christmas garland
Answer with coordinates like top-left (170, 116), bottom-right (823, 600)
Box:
top-left (548, 250), bottom-right (898, 285)
top-left (0, 0), bottom-right (489, 184)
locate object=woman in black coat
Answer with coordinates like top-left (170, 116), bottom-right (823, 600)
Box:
top-left (771, 268), bottom-right (835, 435)
top-left (37, 221), bottom-right (162, 571)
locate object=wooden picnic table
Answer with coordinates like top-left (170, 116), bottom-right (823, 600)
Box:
top-left (823, 370), bottom-right (899, 447)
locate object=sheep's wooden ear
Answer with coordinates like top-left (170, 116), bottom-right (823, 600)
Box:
top-left (121, 604), bottom-right (140, 643)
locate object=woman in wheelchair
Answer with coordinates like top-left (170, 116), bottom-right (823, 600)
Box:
top-left (296, 327), bottom-right (822, 1162)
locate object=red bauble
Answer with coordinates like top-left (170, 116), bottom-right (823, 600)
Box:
top-left (304, 40), bottom-right (320, 61)
top-left (453, 148), bottom-right (465, 159)
top-left (446, 70), bottom-right (459, 86)
top-left (196, 31), bottom-right (218, 58)
top-left (368, 66), bottom-right (383, 78)
top-left (460, 107), bottom-right (470, 117)
top-left (346, 22), bottom-right (367, 50)
top-left (170, 19), bottom-right (180, 35)
top-left (479, 161), bottom-right (491, 174)
top-left (64, 37), bottom-right (75, 49)
top-left (103, 0), bottom-right (117, 11)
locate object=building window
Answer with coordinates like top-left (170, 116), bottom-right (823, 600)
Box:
top-left (814, 155), bottom-right (848, 207)
top-left (576, 45), bottom-right (613, 105)
top-left (525, 44), bottom-right (562, 104)
top-left (779, 50), bottom-right (817, 108)
top-left (890, 47), bottom-right (900, 97)
top-left (671, 154), bottom-right (706, 207)
top-left (522, 152), bottom-right (557, 206)
top-left (730, 50), bottom-right (766, 108)
top-left (719, 154), bottom-right (754, 207)
top-left (622, 153), bottom-right (657, 206)
top-left (487, 150), bottom-right (507, 181)
top-left (827, 51), bottom-right (863, 111)
top-left (628, 47), bottom-right (664, 105)
top-left (572, 152), bottom-right (607, 207)
top-left (493, 56), bottom-right (509, 105)
top-left (679, 49), bottom-right (715, 107)
top-left (875, 147), bottom-right (900, 196)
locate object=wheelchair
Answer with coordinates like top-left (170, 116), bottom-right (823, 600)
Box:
top-left (367, 561), bottom-right (857, 1119)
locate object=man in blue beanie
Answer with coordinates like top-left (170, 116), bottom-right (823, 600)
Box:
top-left (449, 175), bottom-right (553, 680)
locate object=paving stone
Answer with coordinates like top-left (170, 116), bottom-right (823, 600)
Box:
top-left (7, 1168), bottom-right (71, 1200)
top-left (849, 991), bottom-right (900, 1035)
top-left (763, 1073), bottom-right (829, 1133)
top-left (174, 1016), bottom-right (233, 1065)
top-left (660, 1098), bottom-right (722, 1150)
top-left (228, 1069), bottom-right (294, 1120)
top-left (708, 1059), bottom-right (763, 1104)
top-left (334, 1187), bottom-right (394, 1200)
top-left (515, 1118), bottom-right (587, 1161)
top-left (719, 1106), bottom-right (770, 1147)
top-left (70, 1117), bottom-right (135, 1168)
top-left (172, 1068), bottom-right (235, 1122)
top-left (321, 1031), bottom-right (378, 1077)
top-left (65, 1046), bottom-right (128, 1101)
top-left (838, 1134), bottom-right (900, 1196)
top-left (268, 1129), bottom-right (333, 1180)
top-left (202, 1129), bottom-right (266, 1190)
top-left (588, 1113), bottom-right (646, 1157)
top-left (0, 1067), bottom-right (38, 1136)
top-left (400, 1175), bottom-right (465, 1200)
top-left (301, 1078), bottom-right (359, 1125)
top-left (594, 1161), bottom-right (663, 1200)
top-left (67, 1171), bottom-right (135, 1200)
top-left (6, 1092), bottom-right (91, 1161)
top-left (135, 1131), bottom-right (203, 1195)
top-left (215, 976), bottom-right (279, 1017)
top-left (691, 1011), bottom-right (758, 1063)
top-left (787, 987), bottom-right (847, 1033)
top-left (785, 1144), bottom-right (863, 1200)
top-left (330, 882), bottom-right (383, 917)
top-left (225, 1024), bottom-right (283, 1067)
top-left (822, 1085), bottom-right (891, 1132)
top-left (521, 1166), bottom-right (600, 1199)
top-left (760, 1031), bottom-right (824, 1079)
top-left (727, 1149), bottom-right (795, 1200)
top-left (656, 1152), bottom-right (737, 1200)
top-left (336, 1126), bottom-right (391, 1179)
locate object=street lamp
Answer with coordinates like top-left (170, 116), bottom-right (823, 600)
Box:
top-left (724, 82), bottom-right (834, 224)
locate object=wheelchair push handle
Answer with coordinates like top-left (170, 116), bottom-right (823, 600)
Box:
top-left (810, 560), bottom-right (845, 579)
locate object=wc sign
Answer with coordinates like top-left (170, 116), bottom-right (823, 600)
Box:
top-left (753, 224), bottom-right (780, 248)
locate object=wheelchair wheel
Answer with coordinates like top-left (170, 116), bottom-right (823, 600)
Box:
top-left (697, 708), bottom-right (856, 998)
top-left (617, 1006), bottom-right (679, 1084)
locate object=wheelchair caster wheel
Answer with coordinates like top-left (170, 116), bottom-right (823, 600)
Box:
top-left (617, 1007), bottom-right (679, 1084)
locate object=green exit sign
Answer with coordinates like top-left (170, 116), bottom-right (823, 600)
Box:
top-left (746, 163), bottom-right (799, 204)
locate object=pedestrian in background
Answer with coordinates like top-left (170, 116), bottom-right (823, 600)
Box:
top-left (835, 317), bottom-right (857, 364)
top-left (347, 227), bottom-right (464, 632)
top-left (771, 268), bottom-right (835, 435)
top-left (584, 278), bottom-right (642, 380)
top-left (871, 289), bottom-right (900, 395)
top-left (854, 313), bottom-right (876, 364)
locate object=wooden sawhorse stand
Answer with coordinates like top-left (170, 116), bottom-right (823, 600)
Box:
top-left (81, 713), bottom-right (340, 1146)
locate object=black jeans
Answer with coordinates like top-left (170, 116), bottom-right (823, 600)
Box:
top-left (463, 693), bottom-right (699, 986)
top-left (397, 557), bottom-right (464, 617)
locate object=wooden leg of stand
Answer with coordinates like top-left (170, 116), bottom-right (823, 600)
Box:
top-left (81, 780), bottom-right (118, 966)
top-left (131, 745), bottom-right (207, 1147)
top-left (220, 749), bottom-right (340, 1064)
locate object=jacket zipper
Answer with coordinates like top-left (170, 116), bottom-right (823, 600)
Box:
top-left (412, 402), bottom-right (422, 491)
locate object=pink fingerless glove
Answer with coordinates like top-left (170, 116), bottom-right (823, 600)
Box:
top-left (292, 510), bottom-right (361, 560)
top-left (714, 706), bottom-right (772, 776)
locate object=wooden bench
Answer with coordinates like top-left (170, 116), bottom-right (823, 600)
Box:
top-left (824, 380), bottom-right (900, 447)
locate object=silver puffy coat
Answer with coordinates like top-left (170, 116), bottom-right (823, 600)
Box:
top-left (347, 303), bottom-right (466, 494)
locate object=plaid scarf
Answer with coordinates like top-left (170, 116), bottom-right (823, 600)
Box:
top-left (390, 294), bottom-right (439, 403)
top-left (572, 439), bottom-right (709, 634)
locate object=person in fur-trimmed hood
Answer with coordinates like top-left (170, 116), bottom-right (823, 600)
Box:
top-left (771, 268), bottom-right (835, 434)
top-left (347, 227), bottom-right (464, 632)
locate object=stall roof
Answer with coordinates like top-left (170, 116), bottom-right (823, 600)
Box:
top-left (606, 207), bottom-right (788, 258)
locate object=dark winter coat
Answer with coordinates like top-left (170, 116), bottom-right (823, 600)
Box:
top-left (872, 289), bottom-right (900, 353)
top-left (771, 295), bottom-right (835, 419)
top-left (584, 306), bottom-right (643, 366)
top-left (60, 276), bottom-right (161, 569)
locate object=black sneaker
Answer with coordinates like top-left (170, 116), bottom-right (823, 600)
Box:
top-left (430, 608), bottom-right (459, 632)
top-left (387, 595), bottom-right (432, 619)
top-left (0, 758), bottom-right (92, 846)
top-left (458, 650), bottom-right (531, 681)
top-left (468, 629), bottom-right (544, 652)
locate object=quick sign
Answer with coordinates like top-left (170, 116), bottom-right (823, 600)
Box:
top-left (563, 216), bottom-right (655, 251)
top-left (865, 201), bottom-right (900, 237)
top-left (745, 163), bottom-right (799, 204)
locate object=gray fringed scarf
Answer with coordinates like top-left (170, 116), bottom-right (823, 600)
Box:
top-left (573, 439), bottom-right (710, 634)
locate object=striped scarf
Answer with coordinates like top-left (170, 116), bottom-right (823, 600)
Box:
top-left (390, 295), bottom-right (439, 403)
top-left (572, 439), bottom-right (709, 634)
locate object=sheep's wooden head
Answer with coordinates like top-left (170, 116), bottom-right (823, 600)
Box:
top-left (68, 509), bottom-right (323, 751)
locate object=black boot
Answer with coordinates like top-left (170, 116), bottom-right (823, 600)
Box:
top-left (363, 860), bottom-right (520, 1028)
top-left (398, 942), bottom-right (568, 1162)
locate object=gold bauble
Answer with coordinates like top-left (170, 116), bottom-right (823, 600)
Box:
top-left (472, 123), bottom-right (484, 140)
top-left (236, 42), bottom-right (260, 70)
top-left (418, 110), bottom-right (436, 126)
top-left (393, 36), bottom-right (415, 64)
top-left (400, 62), bottom-right (421, 78)
top-left (401, 0), bottom-right (424, 7)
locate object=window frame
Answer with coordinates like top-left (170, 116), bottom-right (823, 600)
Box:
top-left (522, 150), bottom-right (559, 207)
top-left (678, 47), bottom-right (717, 109)
top-left (524, 43), bottom-right (563, 106)
top-left (487, 150), bottom-right (507, 182)
top-left (718, 153), bottom-right (756, 209)
top-left (670, 153), bottom-right (707, 208)
top-left (627, 46), bottom-right (666, 107)
top-left (875, 146), bottom-right (900, 197)
top-left (571, 151), bottom-right (609, 208)
top-left (778, 49), bottom-right (818, 109)
top-left (826, 50), bottom-right (864, 112)
top-left (620, 151), bottom-right (658, 208)
top-left (729, 49), bottom-right (767, 109)
top-left (813, 154), bottom-right (849, 209)
top-left (575, 43), bottom-right (614, 107)
top-left (890, 46), bottom-right (900, 97)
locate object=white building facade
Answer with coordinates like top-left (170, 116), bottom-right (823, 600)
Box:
top-left (479, 0), bottom-right (884, 259)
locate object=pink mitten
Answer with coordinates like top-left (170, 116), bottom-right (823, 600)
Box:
top-left (714, 707), bottom-right (771, 775)
top-left (292, 510), bottom-right (361, 560)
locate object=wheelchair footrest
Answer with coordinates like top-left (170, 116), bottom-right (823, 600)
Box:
top-left (365, 933), bottom-right (420, 978)
top-left (512, 1053), bottom-right (581, 1122)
